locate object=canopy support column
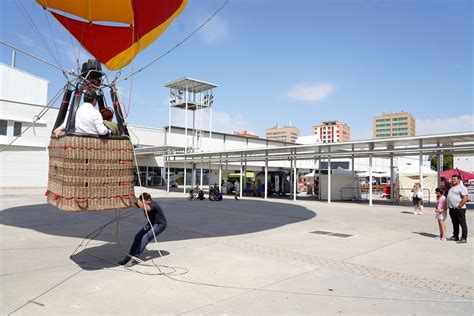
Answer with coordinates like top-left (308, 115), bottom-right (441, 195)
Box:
top-left (240, 158), bottom-right (243, 198)
top-left (184, 83), bottom-right (188, 152)
top-left (351, 152), bottom-right (356, 199)
top-left (183, 159), bottom-right (187, 194)
top-left (328, 155), bottom-right (331, 204)
top-left (168, 96), bottom-right (171, 146)
top-left (166, 158), bottom-right (170, 193)
top-left (369, 154), bottom-right (373, 206)
top-left (200, 158), bottom-right (203, 189)
top-left (218, 159), bottom-right (222, 191)
top-left (390, 154), bottom-right (394, 202)
top-left (264, 157), bottom-right (268, 200)
top-left (419, 140), bottom-right (424, 202)
top-left (293, 158), bottom-right (297, 202)
top-left (318, 158), bottom-right (322, 200)
top-left (437, 153), bottom-right (443, 185)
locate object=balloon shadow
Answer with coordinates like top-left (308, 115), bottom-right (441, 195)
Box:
top-left (0, 197), bottom-right (316, 270)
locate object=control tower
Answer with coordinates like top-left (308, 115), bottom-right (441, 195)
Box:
top-left (165, 77), bottom-right (218, 153)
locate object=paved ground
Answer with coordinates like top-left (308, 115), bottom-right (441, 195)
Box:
top-left (1, 187), bottom-right (473, 315)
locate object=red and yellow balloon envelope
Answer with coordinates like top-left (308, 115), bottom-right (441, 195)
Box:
top-left (36, 0), bottom-right (187, 70)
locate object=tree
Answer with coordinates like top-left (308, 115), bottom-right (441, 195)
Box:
top-left (430, 154), bottom-right (453, 171)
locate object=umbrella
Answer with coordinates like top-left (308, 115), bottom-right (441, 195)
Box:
top-left (441, 168), bottom-right (474, 181)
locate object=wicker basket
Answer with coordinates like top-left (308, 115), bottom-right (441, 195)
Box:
top-left (46, 134), bottom-right (137, 211)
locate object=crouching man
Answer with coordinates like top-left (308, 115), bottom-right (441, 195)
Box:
top-left (118, 193), bottom-right (167, 267)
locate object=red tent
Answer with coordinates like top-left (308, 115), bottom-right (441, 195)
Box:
top-left (441, 168), bottom-right (474, 181)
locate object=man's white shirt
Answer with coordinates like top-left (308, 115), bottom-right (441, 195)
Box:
top-left (74, 102), bottom-right (109, 135)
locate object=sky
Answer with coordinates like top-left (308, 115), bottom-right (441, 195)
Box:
top-left (1, 0), bottom-right (472, 140)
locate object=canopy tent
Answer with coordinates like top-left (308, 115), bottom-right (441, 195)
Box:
top-left (396, 165), bottom-right (437, 203)
top-left (441, 168), bottom-right (474, 181)
top-left (358, 172), bottom-right (391, 178)
top-left (319, 168), bottom-right (360, 201)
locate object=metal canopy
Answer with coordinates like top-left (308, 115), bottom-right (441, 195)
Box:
top-left (135, 146), bottom-right (185, 156)
top-left (164, 132), bottom-right (474, 163)
top-left (165, 77), bottom-right (218, 93)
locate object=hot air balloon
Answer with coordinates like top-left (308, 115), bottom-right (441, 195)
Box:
top-left (36, 0), bottom-right (187, 70)
top-left (40, 0), bottom-right (187, 211)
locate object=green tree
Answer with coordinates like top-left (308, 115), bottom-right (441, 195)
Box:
top-left (430, 154), bottom-right (453, 171)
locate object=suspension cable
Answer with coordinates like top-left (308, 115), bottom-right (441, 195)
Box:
top-left (0, 41), bottom-right (73, 78)
top-left (116, 0), bottom-right (229, 83)
top-left (0, 84), bottom-right (68, 152)
top-left (17, 1), bottom-right (63, 70)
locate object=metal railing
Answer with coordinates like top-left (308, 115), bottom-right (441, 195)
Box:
top-left (339, 186), bottom-right (431, 205)
top-left (395, 187), bottom-right (431, 205)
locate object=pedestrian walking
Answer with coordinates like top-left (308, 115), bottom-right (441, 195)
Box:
top-left (411, 182), bottom-right (423, 215)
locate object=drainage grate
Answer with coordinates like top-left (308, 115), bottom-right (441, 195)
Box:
top-left (311, 230), bottom-right (332, 235)
top-left (330, 233), bottom-right (353, 238)
top-left (310, 231), bottom-right (353, 238)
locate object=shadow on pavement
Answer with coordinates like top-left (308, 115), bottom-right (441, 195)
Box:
top-left (412, 231), bottom-right (438, 238)
top-left (0, 197), bottom-right (316, 270)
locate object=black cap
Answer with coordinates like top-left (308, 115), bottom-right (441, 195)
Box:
top-left (84, 90), bottom-right (97, 100)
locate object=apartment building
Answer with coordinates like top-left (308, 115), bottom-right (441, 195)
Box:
top-left (265, 125), bottom-right (300, 143)
top-left (373, 112), bottom-right (416, 139)
top-left (312, 120), bottom-right (350, 143)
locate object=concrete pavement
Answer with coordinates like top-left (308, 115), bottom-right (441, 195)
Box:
top-left (1, 188), bottom-right (472, 315)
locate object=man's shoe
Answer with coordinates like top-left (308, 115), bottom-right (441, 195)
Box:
top-left (124, 259), bottom-right (139, 267)
top-left (457, 239), bottom-right (467, 244)
top-left (448, 236), bottom-right (459, 241)
top-left (118, 256), bottom-right (131, 265)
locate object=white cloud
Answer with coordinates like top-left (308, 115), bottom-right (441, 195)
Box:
top-left (417, 114), bottom-right (474, 135)
top-left (287, 83), bottom-right (336, 102)
top-left (199, 16), bottom-right (229, 43)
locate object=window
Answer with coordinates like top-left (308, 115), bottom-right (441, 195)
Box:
top-left (392, 117), bottom-right (408, 121)
top-left (0, 120), bottom-right (7, 135)
top-left (14, 122), bottom-right (22, 137)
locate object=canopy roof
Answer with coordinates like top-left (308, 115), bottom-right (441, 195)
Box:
top-left (164, 132), bottom-right (474, 164)
top-left (397, 164), bottom-right (437, 176)
top-left (165, 77), bottom-right (218, 93)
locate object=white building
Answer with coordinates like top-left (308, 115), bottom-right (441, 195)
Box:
top-left (453, 155), bottom-right (474, 172)
top-left (0, 63), bottom-right (57, 187)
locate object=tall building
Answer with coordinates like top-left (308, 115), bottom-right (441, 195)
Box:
top-left (373, 112), bottom-right (416, 139)
top-left (312, 120), bottom-right (350, 143)
top-left (234, 130), bottom-right (258, 138)
top-left (265, 125), bottom-right (300, 143)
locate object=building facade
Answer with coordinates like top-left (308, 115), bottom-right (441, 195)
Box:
top-left (312, 120), bottom-right (350, 143)
top-left (0, 63), bottom-right (56, 187)
top-left (373, 112), bottom-right (416, 139)
top-left (453, 155), bottom-right (474, 173)
top-left (265, 125), bottom-right (300, 143)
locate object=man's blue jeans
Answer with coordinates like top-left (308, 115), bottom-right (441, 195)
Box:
top-left (128, 223), bottom-right (166, 256)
